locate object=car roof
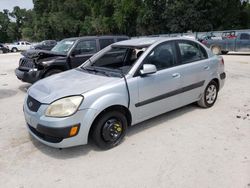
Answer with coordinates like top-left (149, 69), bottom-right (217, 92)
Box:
top-left (111, 37), bottom-right (169, 48)
top-left (63, 35), bottom-right (129, 41)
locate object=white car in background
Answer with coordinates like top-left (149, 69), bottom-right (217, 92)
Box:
top-left (7, 41), bottom-right (31, 52)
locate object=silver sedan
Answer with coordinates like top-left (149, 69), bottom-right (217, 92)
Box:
top-left (23, 37), bottom-right (226, 149)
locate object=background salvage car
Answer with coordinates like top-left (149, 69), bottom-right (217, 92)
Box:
top-left (0, 43), bottom-right (9, 54)
top-left (15, 35), bottom-right (129, 83)
top-left (7, 41), bottom-right (31, 52)
top-left (30, 40), bottom-right (57, 51)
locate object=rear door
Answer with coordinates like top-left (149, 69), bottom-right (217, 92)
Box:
top-left (135, 41), bottom-right (183, 121)
top-left (70, 39), bottom-right (97, 68)
top-left (175, 40), bottom-right (210, 103)
top-left (236, 33), bottom-right (250, 52)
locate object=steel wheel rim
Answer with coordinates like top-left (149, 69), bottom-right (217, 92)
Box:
top-left (102, 118), bottom-right (123, 142)
top-left (206, 85), bottom-right (217, 104)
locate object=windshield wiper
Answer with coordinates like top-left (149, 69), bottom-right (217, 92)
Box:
top-left (81, 66), bottom-right (113, 77)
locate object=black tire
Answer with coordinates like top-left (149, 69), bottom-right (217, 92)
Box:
top-left (12, 48), bottom-right (18, 52)
top-left (197, 80), bottom-right (219, 108)
top-left (44, 69), bottom-right (62, 77)
top-left (211, 46), bottom-right (221, 55)
top-left (91, 111), bottom-right (128, 150)
top-left (221, 51), bottom-right (229, 55)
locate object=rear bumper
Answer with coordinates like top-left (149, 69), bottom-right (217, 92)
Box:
top-left (219, 72), bottom-right (226, 90)
top-left (15, 68), bottom-right (43, 83)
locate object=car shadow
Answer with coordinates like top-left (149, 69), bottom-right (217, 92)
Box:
top-left (30, 134), bottom-right (102, 159)
top-left (19, 84), bottom-right (31, 93)
top-left (30, 103), bottom-right (199, 159)
top-left (226, 53), bottom-right (250, 56)
top-left (127, 103), bottom-right (197, 137)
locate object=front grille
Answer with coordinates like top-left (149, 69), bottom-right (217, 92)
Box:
top-left (28, 124), bottom-right (63, 143)
top-left (19, 58), bottom-right (35, 69)
top-left (27, 96), bottom-right (41, 112)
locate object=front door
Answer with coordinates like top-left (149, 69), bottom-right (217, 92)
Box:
top-left (135, 41), bottom-right (183, 121)
top-left (70, 39), bottom-right (98, 68)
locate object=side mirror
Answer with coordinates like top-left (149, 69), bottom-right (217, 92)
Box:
top-left (71, 49), bottom-right (80, 57)
top-left (140, 64), bottom-right (157, 76)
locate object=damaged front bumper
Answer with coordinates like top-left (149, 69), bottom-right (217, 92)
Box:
top-left (15, 68), bottom-right (43, 84)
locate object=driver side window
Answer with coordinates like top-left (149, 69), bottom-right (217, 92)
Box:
top-left (143, 42), bottom-right (176, 70)
top-left (74, 40), bottom-right (97, 55)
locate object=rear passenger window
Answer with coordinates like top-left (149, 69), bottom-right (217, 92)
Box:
top-left (99, 39), bottom-right (114, 49)
top-left (178, 41), bottom-right (207, 64)
top-left (74, 40), bottom-right (97, 55)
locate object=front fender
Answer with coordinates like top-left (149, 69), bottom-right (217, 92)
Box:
top-left (86, 93), bottom-right (128, 114)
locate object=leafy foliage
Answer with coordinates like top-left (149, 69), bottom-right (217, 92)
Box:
top-left (0, 0), bottom-right (249, 42)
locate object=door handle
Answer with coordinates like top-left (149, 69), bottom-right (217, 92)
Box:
top-left (172, 73), bottom-right (181, 78)
top-left (204, 66), bottom-right (210, 70)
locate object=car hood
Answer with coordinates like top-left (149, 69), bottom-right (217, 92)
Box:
top-left (28, 69), bottom-right (120, 104)
top-left (21, 49), bottom-right (66, 60)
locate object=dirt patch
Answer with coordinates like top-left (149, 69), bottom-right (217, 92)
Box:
top-left (0, 89), bottom-right (17, 99)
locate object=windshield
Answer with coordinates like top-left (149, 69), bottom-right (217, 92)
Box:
top-left (51, 39), bottom-right (76, 54)
top-left (81, 47), bottom-right (146, 76)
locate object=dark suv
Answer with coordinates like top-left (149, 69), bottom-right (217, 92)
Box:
top-left (30, 40), bottom-right (57, 51)
top-left (15, 36), bottom-right (129, 83)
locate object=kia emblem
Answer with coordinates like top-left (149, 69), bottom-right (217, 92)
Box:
top-left (28, 101), bottom-right (33, 108)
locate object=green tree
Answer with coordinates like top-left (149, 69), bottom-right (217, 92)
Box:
top-left (0, 9), bottom-right (10, 42)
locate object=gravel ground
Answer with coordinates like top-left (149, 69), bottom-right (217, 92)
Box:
top-left (0, 52), bottom-right (250, 188)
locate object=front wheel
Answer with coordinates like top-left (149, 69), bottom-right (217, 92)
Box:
top-left (12, 48), bottom-right (18, 52)
top-left (91, 111), bottom-right (128, 150)
top-left (197, 80), bottom-right (218, 108)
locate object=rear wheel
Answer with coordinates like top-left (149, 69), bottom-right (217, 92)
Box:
top-left (44, 69), bottom-right (62, 77)
top-left (197, 80), bottom-right (218, 108)
top-left (0, 50), bottom-right (3, 54)
top-left (211, 46), bottom-right (221, 55)
top-left (221, 51), bottom-right (229, 55)
top-left (91, 111), bottom-right (127, 150)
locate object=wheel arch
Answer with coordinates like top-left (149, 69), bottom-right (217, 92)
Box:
top-left (88, 105), bottom-right (132, 141)
top-left (42, 66), bottom-right (66, 78)
top-left (211, 78), bottom-right (220, 90)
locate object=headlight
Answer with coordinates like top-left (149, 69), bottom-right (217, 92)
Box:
top-left (45, 96), bottom-right (83, 117)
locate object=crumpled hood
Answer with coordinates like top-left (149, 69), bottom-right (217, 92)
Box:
top-left (28, 69), bottom-right (120, 104)
top-left (21, 49), bottom-right (66, 60)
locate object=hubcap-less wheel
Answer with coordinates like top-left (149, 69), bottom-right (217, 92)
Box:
top-left (102, 118), bottom-right (123, 142)
top-left (206, 85), bottom-right (217, 104)
top-left (91, 111), bottom-right (128, 149)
